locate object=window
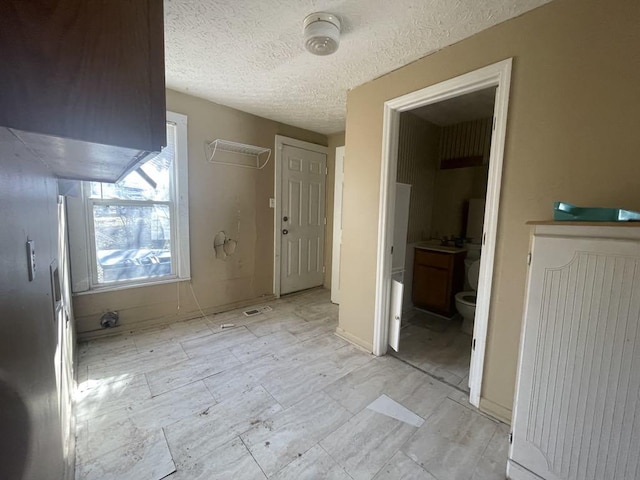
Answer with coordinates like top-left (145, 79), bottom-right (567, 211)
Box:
top-left (68, 112), bottom-right (190, 292)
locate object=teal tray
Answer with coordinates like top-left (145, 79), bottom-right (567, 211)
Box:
top-left (553, 202), bottom-right (640, 222)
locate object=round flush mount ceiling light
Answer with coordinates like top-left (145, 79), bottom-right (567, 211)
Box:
top-left (303, 12), bottom-right (341, 56)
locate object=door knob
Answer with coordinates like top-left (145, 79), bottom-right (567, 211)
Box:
top-left (282, 229), bottom-right (289, 235)
top-left (283, 216), bottom-right (289, 222)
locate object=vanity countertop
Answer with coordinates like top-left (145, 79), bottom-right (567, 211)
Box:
top-left (415, 243), bottom-right (467, 254)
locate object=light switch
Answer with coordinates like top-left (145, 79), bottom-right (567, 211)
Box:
top-left (26, 240), bottom-right (36, 281)
top-left (269, 198), bottom-right (276, 208)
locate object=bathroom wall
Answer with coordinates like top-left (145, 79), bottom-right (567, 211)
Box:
top-left (73, 89), bottom-right (327, 338)
top-left (431, 117), bottom-right (491, 240)
top-left (440, 117), bottom-right (493, 166)
top-left (430, 164), bottom-right (489, 240)
top-left (396, 112), bottom-right (440, 243)
top-left (396, 113), bottom-right (491, 243)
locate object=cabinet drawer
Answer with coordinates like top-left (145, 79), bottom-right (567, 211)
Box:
top-left (414, 249), bottom-right (451, 269)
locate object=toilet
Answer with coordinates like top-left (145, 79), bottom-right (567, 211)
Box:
top-left (455, 258), bottom-right (480, 335)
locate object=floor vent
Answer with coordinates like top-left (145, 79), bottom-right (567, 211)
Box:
top-left (243, 305), bottom-right (272, 317)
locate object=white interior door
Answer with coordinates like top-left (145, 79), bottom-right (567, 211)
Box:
top-left (280, 144), bottom-right (327, 295)
top-left (331, 146), bottom-right (345, 304)
top-left (387, 183), bottom-right (412, 352)
top-left (388, 272), bottom-right (404, 351)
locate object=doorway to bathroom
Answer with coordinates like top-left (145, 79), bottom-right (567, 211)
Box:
top-left (393, 88), bottom-right (495, 394)
top-left (373, 59), bottom-right (512, 408)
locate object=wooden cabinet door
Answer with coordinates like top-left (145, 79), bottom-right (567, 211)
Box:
top-left (413, 264), bottom-right (450, 313)
top-left (412, 248), bottom-right (465, 316)
top-left (0, 0), bottom-right (166, 152)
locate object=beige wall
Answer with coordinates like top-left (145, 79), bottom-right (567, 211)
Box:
top-left (339, 0), bottom-right (640, 421)
top-left (323, 132), bottom-right (346, 290)
top-left (74, 90), bottom-right (326, 337)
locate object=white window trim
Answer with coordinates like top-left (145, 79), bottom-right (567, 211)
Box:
top-left (68, 111), bottom-right (190, 294)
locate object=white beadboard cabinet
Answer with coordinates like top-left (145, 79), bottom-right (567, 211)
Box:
top-left (508, 223), bottom-right (640, 480)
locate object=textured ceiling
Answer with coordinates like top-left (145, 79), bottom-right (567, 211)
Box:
top-left (413, 87), bottom-right (497, 126)
top-left (164, 0), bottom-right (551, 135)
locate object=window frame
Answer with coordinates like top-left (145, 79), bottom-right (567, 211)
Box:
top-left (68, 111), bottom-right (190, 293)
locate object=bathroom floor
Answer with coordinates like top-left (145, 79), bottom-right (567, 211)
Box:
top-left (74, 288), bottom-right (506, 480)
top-left (393, 308), bottom-right (473, 392)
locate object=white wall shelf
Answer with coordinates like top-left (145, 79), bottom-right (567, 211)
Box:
top-left (206, 139), bottom-right (271, 169)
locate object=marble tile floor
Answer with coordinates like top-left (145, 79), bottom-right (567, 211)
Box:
top-left (393, 309), bottom-right (473, 393)
top-left (75, 288), bottom-right (508, 480)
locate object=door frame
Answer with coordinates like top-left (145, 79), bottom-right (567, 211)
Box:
top-left (331, 146), bottom-right (345, 304)
top-left (273, 135), bottom-right (329, 298)
top-left (372, 58), bottom-right (513, 407)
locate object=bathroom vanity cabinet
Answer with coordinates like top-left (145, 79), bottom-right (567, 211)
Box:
top-left (412, 246), bottom-right (466, 316)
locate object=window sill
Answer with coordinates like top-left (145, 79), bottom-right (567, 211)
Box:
top-left (72, 276), bottom-right (191, 296)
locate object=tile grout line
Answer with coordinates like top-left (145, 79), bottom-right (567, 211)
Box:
top-left (446, 394), bottom-right (505, 425)
top-left (149, 371), bottom-right (221, 401)
top-left (468, 421), bottom-right (502, 477)
top-left (238, 435), bottom-right (269, 479)
top-left (389, 396), bottom-right (451, 480)
top-left (389, 352), bottom-right (471, 394)
top-left (259, 382), bottom-right (285, 412)
top-left (160, 427), bottom-right (178, 477)
top-left (271, 442), bottom-right (329, 479)
top-left (318, 442), bottom-right (357, 480)
top-left (227, 345), bottom-right (247, 364)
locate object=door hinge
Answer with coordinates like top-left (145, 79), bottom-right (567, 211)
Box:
top-left (322, 266), bottom-right (326, 273)
top-left (509, 432), bottom-right (513, 444)
top-left (325, 166), bottom-right (328, 175)
top-left (324, 217), bottom-right (327, 225)
top-left (493, 116), bottom-right (496, 130)
top-left (473, 338), bottom-right (476, 350)
top-left (391, 246), bottom-right (394, 254)
top-left (482, 232), bottom-right (486, 245)
top-left (527, 252), bottom-right (532, 265)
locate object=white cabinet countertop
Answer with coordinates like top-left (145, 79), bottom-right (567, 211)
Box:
top-left (415, 243), bottom-right (467, 254)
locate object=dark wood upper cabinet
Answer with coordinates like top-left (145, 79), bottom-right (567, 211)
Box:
top-left (0, 0), bottom-right (166, 182)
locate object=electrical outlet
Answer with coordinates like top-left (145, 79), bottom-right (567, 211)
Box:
top-left (26, 240), bottom-right (36, 281)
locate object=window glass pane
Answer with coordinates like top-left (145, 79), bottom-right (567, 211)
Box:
top-left (89, 123), bottom-right (177, 201)
top-left (93, 204), bottom-right (172, 284)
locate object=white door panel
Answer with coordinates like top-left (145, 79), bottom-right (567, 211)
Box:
top-left (281, 145), bottom-right (326, 295)
top-left (388, 273), bottom-right (404, 352)
top-left (387, 183), bottom-right (411, 352)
